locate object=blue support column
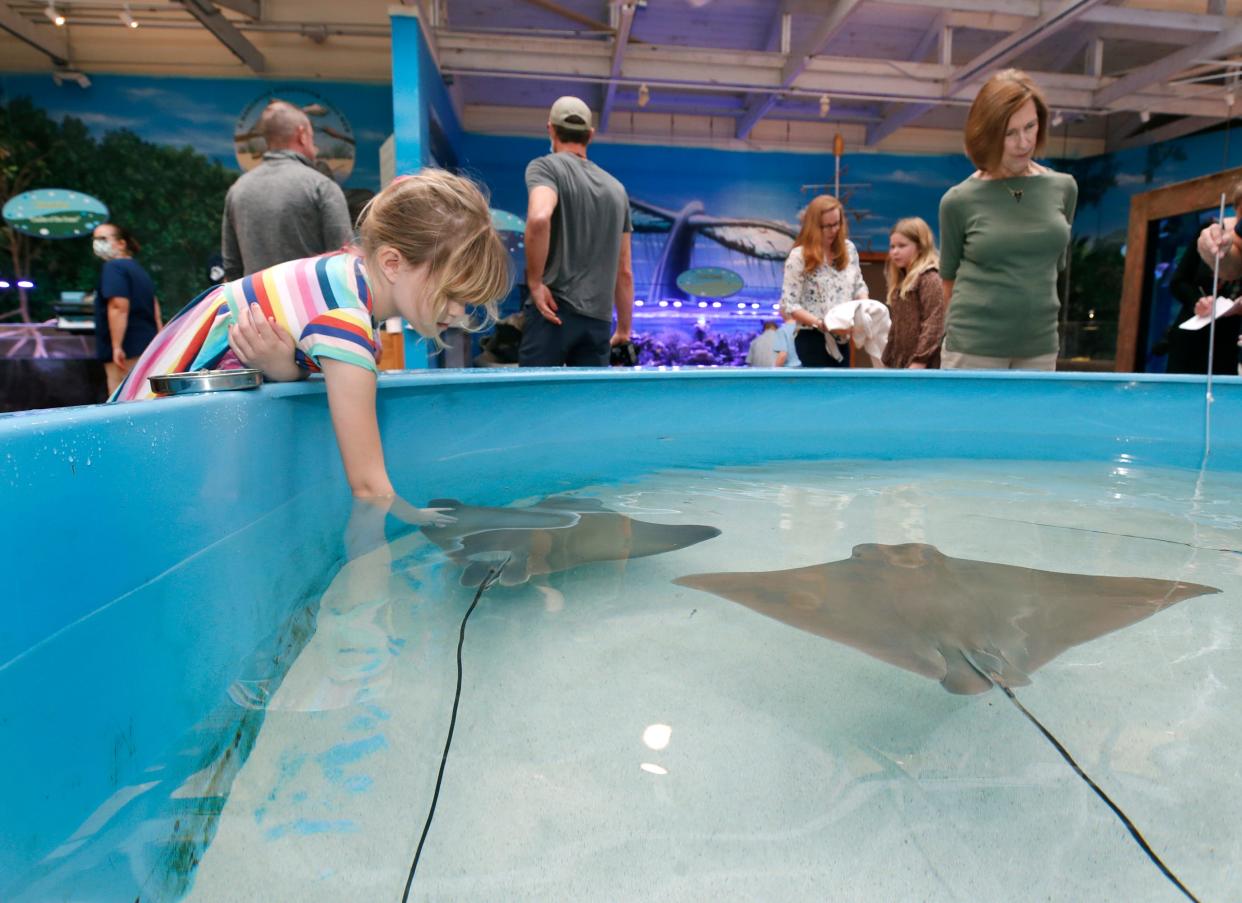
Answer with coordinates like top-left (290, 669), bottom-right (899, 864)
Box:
top-left (390, 8), bottom-right (432, 368)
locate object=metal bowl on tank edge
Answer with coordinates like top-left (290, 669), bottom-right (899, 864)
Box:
top-left (148, 369), bottom-right (263, 396)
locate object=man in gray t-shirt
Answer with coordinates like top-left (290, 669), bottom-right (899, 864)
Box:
top-left (221, 100), bottom-right (353, 281)
top-left (520, 96), bottom-right (634, 367)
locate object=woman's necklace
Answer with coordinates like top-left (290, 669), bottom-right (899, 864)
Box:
top-left (998, 164), bottom-right (1036, 203)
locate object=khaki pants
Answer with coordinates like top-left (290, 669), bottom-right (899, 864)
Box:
top-left (940, 349), bottom-right (1057, 371)
top-left (104, 358), bottom-right (140, 394)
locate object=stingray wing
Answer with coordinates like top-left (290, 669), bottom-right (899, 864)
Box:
top-left (674, 561), bottom-right (951, 683)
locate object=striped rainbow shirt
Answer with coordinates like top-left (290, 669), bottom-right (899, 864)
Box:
top-left (113, 252), bottom-right (380, 401)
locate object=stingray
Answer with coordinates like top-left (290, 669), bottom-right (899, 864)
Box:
top-left (674, 542), bottom-right (1220, 695)
top-left (423, 496), bottom-right (721, 587)
top-left (675, 542), bottom-right (1218, 901)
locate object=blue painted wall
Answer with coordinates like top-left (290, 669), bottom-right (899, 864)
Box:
top-left (0, 72), bottom-right (394, 190)
top-left (460, 131), bottom-right (964, 256)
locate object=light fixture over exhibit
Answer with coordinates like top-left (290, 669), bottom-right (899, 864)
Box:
top-left (120, 2), bottom-right (139, 28)
top-left (637, 83), bottom-right (650, 108)
top-left (44, 1), bottom-right (65, 26)
top-left (819, 95), bottom-right (831, 118)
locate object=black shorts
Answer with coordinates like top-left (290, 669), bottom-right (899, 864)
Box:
top-left (518, 304), bottom-right (612, 367)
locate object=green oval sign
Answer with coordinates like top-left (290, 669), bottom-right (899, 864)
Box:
top-left (2, 188), bottom-right (109, 239)
top-left (675, 266), bottom-right (745, 299)
top-left (490, 208), bottom-right (525, 232)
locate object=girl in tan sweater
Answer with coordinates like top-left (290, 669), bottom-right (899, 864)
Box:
top-left (882, 217), bottom-right (945, 369)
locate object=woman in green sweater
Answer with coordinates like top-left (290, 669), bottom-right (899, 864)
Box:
top-left (938, 69), bottom-right (1077, 370)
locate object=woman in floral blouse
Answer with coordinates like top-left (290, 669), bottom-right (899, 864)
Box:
top-left (780, 194), bottom-right (869, 368)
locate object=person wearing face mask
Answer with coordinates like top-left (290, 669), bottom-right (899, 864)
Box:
top-left (938, 69), bottom-right (1077, 371)
top-left (221, 99), bottom-right (353, 281)
top-left (92, 223), bottom-right (161, 393)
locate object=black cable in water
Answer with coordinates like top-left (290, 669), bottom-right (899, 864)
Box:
top-left (962, 655), bottom-right (1202, 903)
top-left (401, 559), bottom-right (508, 903)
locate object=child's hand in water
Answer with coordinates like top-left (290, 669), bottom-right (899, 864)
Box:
top-left (228, 302), bottom-right (303, 382)
top-left (388, 496), bottom-right (457, 527)
top-left (410, 507), bottom-right (457, 527)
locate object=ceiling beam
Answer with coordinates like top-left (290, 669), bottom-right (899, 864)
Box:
top-left (435, 31), bottom-right (1234, 120)
top-left (1085, 36), bottom-right (1103, 78)
top-left (949, 0), bottom-right (1107, 93)
top-left (1095, 22), bottom-right (1242, 109)
top-left (599, 1), bottom-right (637, 134)
top-left (764, 1), bottom-right (793, 54)
top-left (175, 0), bottom-right (265, 72)
top-left (212, 0), bottom-right (260, 17)
top-left (878, 0), bottom-right (1230, 38)
top-left (519, 0), bottom-right (614, 33)
top-left (867, 16), bottom-right (949, 147)
top-left (736, 0), bottom-right (865, 139)
top-left (866, 102), bottom-right (936, 146)
top-left (0, 1), bottom-right (68, 64)
top-left (1082, 5), bottom-right (1229, 34)
top-left (909, 12), bottom-right (947, 64)
top-left (1109, 114), bottom-right (1223, 151)
top-left (1042, 25), bottom-right (1095, 75)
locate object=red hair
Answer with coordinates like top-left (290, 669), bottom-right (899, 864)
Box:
top-left (795, 195), bottom-right (849, 272)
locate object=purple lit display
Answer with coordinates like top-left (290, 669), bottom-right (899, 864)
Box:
top-left (633, 324), bottom-right (754, 367)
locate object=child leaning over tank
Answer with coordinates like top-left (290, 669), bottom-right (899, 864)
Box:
top-left (112, 169), bottom-right (512, 524)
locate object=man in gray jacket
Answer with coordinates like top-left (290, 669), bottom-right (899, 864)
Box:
top-left (221, 100), bottom-right (353, 281)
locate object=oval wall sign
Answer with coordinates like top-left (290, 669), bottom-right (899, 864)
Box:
top-left (675, 266), bottom-right (745, 299)
top-left (2, 189), bottom-right (109, 239)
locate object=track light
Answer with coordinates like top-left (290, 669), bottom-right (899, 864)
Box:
top-left (1051, 110), bottom-right (1064, 128)
top-left (1139, 109), bottom-right (1151, 123)
top-left (120, 2), bottom-right (139, 27)
top-left (637, 83), bottom-right (650, 107)
top-left (44, 2), bottom-right (65, 26)
top-left (1227, 92), bottom-right (1236, 109)
top-left (819, 94), bottom-right (831, 118)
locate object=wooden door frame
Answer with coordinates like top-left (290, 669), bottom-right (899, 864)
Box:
top-left (1116, 166), bottom-right (1242, 372)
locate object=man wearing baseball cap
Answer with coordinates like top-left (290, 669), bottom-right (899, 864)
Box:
top-left (520, 96), bottom-right (634, 366)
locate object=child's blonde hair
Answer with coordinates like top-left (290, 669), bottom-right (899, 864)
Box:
top-left (356, 169), bottom-right (511, 336)
top-left (884, 217), bottom-right (939, 305)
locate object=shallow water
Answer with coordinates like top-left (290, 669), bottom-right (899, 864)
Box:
top-left (185, 459), bottom-right (1242, 902)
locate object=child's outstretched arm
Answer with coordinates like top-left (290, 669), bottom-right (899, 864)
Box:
top-left (320, 359), bottom-right (453, 526)
top-left (321, 358), bottom-right (393, 498)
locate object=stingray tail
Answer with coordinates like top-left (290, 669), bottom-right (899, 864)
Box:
top-left (960, 653), bottom-right (1202, 903)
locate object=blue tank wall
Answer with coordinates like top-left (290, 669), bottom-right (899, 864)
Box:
top-left (2, 369), bottom-right (1241, 899)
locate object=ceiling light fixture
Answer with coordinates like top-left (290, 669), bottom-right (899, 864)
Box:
top-left (819, 94), bottom-right (831, 118)
top-left (1051, 110), bottom-right (1064, 128)
top-left (637, 83), bottom-right (650, 107)
top-left (120, 2), bottom-right (138, 28)
top-left (1139, 109), bottom-right (1151, 123)
top-left (44, 1), bottom-right (65, 26)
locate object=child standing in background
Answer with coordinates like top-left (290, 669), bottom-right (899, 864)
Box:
top-left (882, 217), bottom-right (944, 369)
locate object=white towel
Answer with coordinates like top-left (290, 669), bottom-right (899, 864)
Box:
top-left (821, 299), bottom-right (891, 365)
